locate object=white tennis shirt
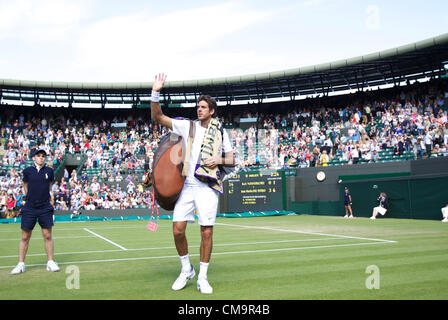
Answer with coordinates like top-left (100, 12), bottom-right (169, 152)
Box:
top-left (172, 119), bottom-right (232, 187)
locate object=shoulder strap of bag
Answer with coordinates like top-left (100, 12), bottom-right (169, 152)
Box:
top-left (181, 120), bottom-right (195, 176)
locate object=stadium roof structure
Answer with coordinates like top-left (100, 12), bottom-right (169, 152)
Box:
top-left (1, 33), bottom-right (448, 108)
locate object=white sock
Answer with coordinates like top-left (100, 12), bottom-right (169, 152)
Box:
top-left (199, 262), bottom-right (209, 279)
top-left (179, 254), bottom-right (191, 272)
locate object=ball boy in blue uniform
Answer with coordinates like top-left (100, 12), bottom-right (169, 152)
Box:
top-left (343, 187), bottom-right (354, 218)
top-left (11, 148), bottom-right (60, 274)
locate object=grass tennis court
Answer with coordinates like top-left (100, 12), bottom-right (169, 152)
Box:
top-left (0, 214), bottom-right (447, 300)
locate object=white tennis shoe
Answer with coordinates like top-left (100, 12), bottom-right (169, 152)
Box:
top-left (46, 260), bottom-right (60, 272)
top-left (172, 264), bottom-right (195, 291)
top-left (10, 262), bottom-right (25, 275)
top-left (197, 277), bottom-right (213, 294)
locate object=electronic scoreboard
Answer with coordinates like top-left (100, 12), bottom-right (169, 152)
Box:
top-left (226, 171), bottom-right (283, 212)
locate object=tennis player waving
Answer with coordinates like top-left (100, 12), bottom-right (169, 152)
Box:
top-left (150, 73), bottom-right (234, 294)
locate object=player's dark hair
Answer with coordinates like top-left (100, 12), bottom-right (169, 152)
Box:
top-left (198, 95), bottom-right (217, 117)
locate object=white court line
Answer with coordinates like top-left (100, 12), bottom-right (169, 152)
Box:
top-left (0, 236), bottom-right (95, 241)
top-left (0, 225), bottom-right (148, 233)
top-left (0, 241), bottom-right (392, 269)
top-left (0, 237), bottom-right (347, 259)
top-left (0, 221), bottom-right (397, 268)
top-left (83, 228), bottom-right (127, 251)
top-left (215, 222), bottom-right (397, 243)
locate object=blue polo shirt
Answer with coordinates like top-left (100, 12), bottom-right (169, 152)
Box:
top-left (344, 192), bottom-right (351, 205)
top-left (22, 164), bottom-right (54, 206)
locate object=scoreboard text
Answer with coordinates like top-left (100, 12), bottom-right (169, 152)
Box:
top-left (226, 171), bottom-right (283, 212)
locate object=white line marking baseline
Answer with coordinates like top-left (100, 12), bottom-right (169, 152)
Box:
top-left (0, 221), bottom-right (397, 268)
top-left (0, 237), bottom-right (348, 259)
top-left (215, 222), bottom-right (397, 243)
top-left (83, 228), bottom-right (127, 251)
top-left (0, 236), bottom-right (95, 241)
top-left (0, 241), bottom-right (392, 269)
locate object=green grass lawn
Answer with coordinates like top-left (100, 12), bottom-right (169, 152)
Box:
top-left (0, 214), bottom-right (447, 300)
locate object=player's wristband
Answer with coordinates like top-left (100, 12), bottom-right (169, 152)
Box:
top-left (150, 90), bottom-right (160, 102)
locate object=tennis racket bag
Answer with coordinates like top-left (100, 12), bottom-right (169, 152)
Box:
top-left (148, 121), bottom-right (194, 210)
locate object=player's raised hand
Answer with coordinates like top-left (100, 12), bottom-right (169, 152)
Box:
top-left (153, 73), bottom-right (167, 92)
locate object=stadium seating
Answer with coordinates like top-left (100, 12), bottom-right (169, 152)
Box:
top-left (0, 77), bottom-right (447, 213)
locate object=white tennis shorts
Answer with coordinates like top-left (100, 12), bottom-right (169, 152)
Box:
top-left (374, 206), bottom-right (387, 216)
top-left (173, 184), bottom-right (219, 226)
top-left (442, 207), bottom-right (448, 218)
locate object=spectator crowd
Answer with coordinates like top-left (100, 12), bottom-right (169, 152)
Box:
top-left (1, 78), bottom-right (447, 216)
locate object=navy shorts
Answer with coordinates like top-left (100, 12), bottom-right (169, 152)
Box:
top-left (21, 203), bottom-right (54, 230)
